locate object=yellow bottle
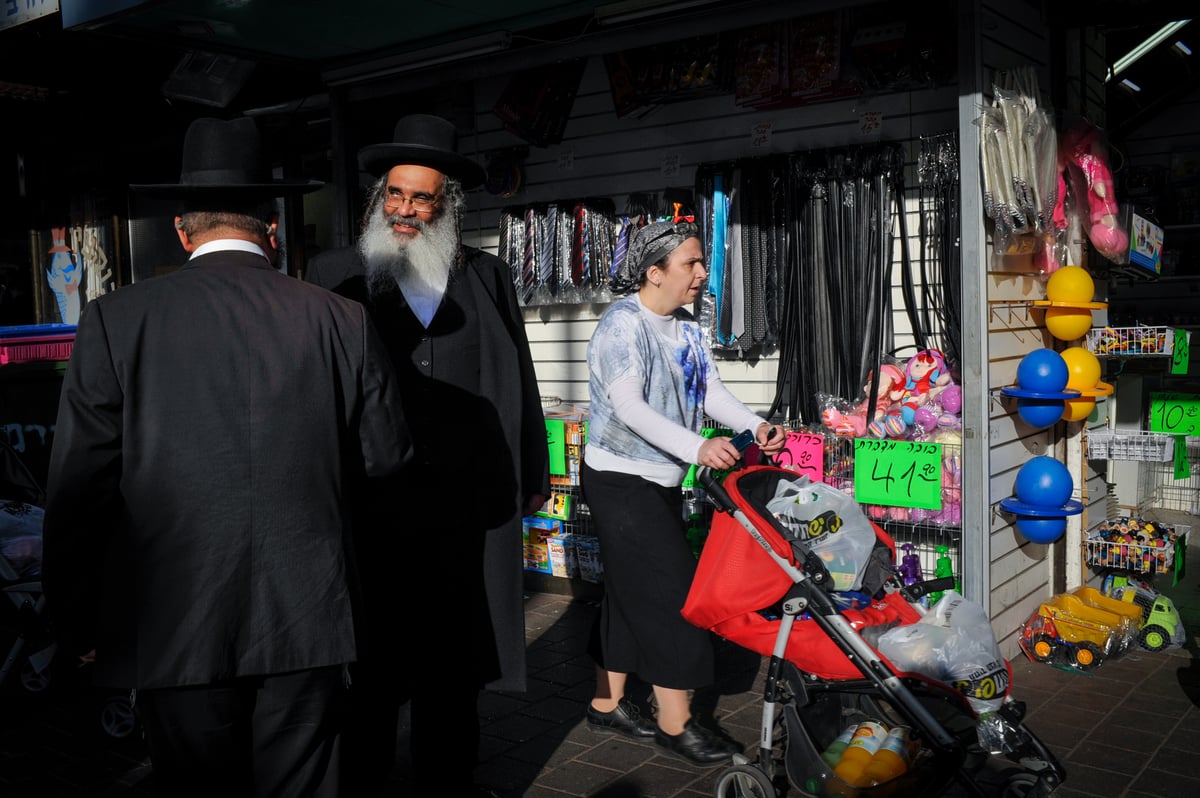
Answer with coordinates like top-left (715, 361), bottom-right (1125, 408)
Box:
top-left (862, 726), bottom-right (912, 786)
top-left (832, 720), bottom-right (888, 787)
top-left (821, 722), bottom-right (861, 767)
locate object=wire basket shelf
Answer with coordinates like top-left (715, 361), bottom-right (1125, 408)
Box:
top-left (1084, 326), bottom-right (1176, 357)
top-left (1085, 521), bottom-right (1190, 577)
top-left (1087, 429), bottom-right (1176, 462)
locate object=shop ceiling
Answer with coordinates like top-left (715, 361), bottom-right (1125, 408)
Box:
top-left (2, 1), bottom-right (1197, 131)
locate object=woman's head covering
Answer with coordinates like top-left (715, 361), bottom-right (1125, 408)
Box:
top-left (612, 219), bottom-right (699, 293)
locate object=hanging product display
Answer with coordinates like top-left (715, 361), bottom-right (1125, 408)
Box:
top-left (976, 66), bottom-right (1060, 270)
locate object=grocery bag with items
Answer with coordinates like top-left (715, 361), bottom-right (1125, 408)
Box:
top-left (764, 474), bottom-right (881, 592)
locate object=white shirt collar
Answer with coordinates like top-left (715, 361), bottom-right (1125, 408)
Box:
top-left (190, 238), bottom-right (270, 261)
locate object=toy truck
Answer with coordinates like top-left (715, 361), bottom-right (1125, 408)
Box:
top-left (1022, 588), bottom-right (1142, 670)
top-left (1106, 582), bottom-right (1183, 652)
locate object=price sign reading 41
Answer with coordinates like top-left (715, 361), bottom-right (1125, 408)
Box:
top-left (853, 439), bottom-right (943, 509)
top-left (1150, 392), bottom-right (1200, 437)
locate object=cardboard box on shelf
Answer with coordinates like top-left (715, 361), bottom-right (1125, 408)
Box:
top-left (523, 541), bottom-right (552, 574)
top-left (523, 515), bottom-right (562, 542)
top-left (547, 533), bottom-right (578, 578)
top-left (574, 534), bottom-right (603, 583)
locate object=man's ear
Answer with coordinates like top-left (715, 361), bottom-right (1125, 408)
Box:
top-left (174, 217), bottom-right (193, 252)
top-left (266, 216), bottom-right (280, 252)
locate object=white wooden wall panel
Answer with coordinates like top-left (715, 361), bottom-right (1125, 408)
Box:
top-left (979, 0), bottom-right (1054, 658)
top-left (455, 42), bottom-right (961, 417)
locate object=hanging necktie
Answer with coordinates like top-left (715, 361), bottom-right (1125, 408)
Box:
top-left (710, 175), bottom-right (729, 343)
top-left (537, 204), bottom-right (557, 304)
top-left (612, 216), bottom-right (630, 281)
top-left (521, 206), bottom-right (537, 305)
top-left (570, 203), bottom-right (586, 292)
top-left (725, 169), bottom-right (744, 345)
top-left (498, 210), bottom-right (516, 286)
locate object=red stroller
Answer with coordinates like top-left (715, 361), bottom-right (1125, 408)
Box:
top-left (683, 464), bottom-right (1064, 798)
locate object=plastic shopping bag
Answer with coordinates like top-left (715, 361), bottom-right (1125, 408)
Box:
top-left (764, 474), bottom-right (878, 591)
top-left (876, 590), bottom-right (1009, 715)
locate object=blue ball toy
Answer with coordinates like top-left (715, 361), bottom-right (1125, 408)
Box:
top-left (1016, 397), bottom-right (1065, 428)
top-left (1014, 455), bottom-right (1073, 508)
top-left (1016, 349), bottom-right (1069, 393)
top-left (1016, 516), bottom-right (1067, 544)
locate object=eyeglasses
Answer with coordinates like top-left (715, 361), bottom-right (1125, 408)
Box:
top-left (383, 189), bottom-right (440, 213)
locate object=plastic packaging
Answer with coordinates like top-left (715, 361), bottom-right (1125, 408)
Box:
top-left (926, 545), bottom-right (957, 605)
top-left (863, 726), bottom-right (912, 785)
top-left (821, 722), bottom-right (861, 767)
top-left (833, 720), bottom-right (889, 787)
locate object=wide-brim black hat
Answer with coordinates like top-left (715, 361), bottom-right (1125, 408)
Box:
top-left (358, 114), bottom-right (486, 189)
top-left (131, 117), bottom-right (322, 197)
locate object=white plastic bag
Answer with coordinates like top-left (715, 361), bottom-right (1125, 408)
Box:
top-left (764, 474), bottom-right (877, 591)
top-left (876, 590), bottom-right (1008, 715)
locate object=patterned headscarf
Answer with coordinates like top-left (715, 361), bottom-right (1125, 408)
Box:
top-left (618, 220), bottom-right (700, 288)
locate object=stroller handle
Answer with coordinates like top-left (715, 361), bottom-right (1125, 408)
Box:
top-left (697, 466), bottom-right (736, 512)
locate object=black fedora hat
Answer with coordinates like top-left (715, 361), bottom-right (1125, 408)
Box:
top-left (358, 114), bottom-right (486, 189)
top-left (132, 117), bottom-right (322, 197)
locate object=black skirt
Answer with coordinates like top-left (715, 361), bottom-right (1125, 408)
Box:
top-left (582, 462), bottom-right (715, 689)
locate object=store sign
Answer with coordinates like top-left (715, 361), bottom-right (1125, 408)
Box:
top-left (1, 0), bottom-right (59, 31)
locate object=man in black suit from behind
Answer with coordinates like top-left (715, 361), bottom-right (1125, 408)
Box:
top-left (42, 117), bottom-right (412, 797)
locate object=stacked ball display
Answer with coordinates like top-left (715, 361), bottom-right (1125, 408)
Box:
top-left (1011, 456), bottom-right (1074, 544)
top-left (1014, 348), bottom-right (1071, 428)
top-left (1042, 265), bottom-right (1097, 341)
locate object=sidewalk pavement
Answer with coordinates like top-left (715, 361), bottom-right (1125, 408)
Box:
top-left (5, 554), bottom-right (1200, 797)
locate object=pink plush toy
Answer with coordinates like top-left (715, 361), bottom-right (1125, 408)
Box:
top-left (900, 350), bottom-right (953, 430)
top-left (1061, 122), bottom-right (1128, 261)
top-left (820, 364), bottom-right (905, 439)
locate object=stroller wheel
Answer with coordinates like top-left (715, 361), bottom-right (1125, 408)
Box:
top-left (19, 658), bottom-right (51, 692)
top-left (999, 771), bottom-right (1041, 798)
top-left (100, 694), bottom-right (138, 739)
top-left (713, 764), bottom-right (777, 798)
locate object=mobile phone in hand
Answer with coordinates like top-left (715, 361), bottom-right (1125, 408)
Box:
top-left (730, 429), bottom-right (756, 452)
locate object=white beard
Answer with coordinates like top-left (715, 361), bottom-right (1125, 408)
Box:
top-left (359, 207), bottom-right (459, 325)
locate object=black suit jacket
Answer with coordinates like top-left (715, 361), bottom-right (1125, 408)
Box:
top-left (43, 249), bottom-right (412, 689)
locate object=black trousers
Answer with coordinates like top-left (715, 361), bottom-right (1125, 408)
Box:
top-left (134, 665), bottom-right (345, 798)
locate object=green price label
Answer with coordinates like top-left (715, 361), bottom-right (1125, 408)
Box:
top-left (545, 419), bottom-right (566, 476)
top-left (1174, 436), bottom-right (1192, 480)
top-left (1172, 329), bottom-right (1190, 375)
top-left (852, 439), bottom-right (943, 509)
top-left (1150, 392), bottom-right (1200, 437)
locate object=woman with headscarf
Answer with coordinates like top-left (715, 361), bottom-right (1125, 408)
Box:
top-left (581, 219), bottom-right (786, 766)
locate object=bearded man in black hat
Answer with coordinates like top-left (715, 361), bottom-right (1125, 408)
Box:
top-left (306, 114), bottom-right (548, 796)
top-left (42, 117), bottom-right (412, 798)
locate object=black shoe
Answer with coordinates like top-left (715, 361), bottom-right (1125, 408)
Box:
top-left (586, 698), bottom-right (656, 739)
top-left (654, 719), bottom-right (741, 766)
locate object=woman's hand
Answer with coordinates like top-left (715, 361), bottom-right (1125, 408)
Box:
top-left (756, 423), bottom-right (787, 455)
top-left (697, 437), bottom-right (743, 470)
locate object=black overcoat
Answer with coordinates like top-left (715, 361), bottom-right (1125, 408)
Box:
top-left (307, 245), bottom-right (548, 691)
top-left (42, 250), bottom-right (412, 689)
